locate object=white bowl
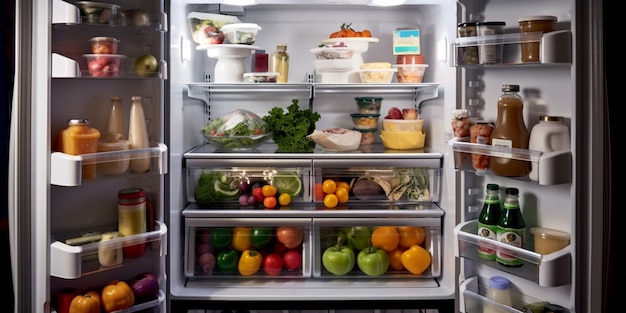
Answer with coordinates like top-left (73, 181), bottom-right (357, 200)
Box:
top-left (319, 37), bottom-right (379, 54)
top-left (310, 47), bottom-right (355, 60)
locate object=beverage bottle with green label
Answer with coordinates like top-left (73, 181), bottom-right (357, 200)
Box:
top-left (477, 183), bottom-right (501, 260)
top-left (496, 187), bottom-right (526, 267)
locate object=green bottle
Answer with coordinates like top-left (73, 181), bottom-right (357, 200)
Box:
top-left (496, 187), bottom-right (526, 267)
top-left (477, 184), bottom-right (501, 260)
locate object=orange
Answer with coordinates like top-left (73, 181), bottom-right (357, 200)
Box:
top-left (322, 179), bottom-right (337, 194)
top-left (336, 181), bottom-right (350, 192)
top-left (262, 185), bottom-right (277, 197)
top-left (398, 226), bottom-right (426, 248)
top-left (335, 188), bottom-right (349, 203)
top-left (323, 194), bottom-right (338, 208)
top-left (371, 226), bottom-right (400, 252)
top-left (387, 247), bottom-right (405, 271)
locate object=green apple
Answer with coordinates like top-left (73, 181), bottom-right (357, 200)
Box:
top-left (134, 54), bottom-right (159, 77)
top-left (357, 246), bottom-right (389, 276)
top-left (349, 226), bottom-right (372, 251)
top-left (322, 244), bottom-right (355, 276)
top-left (321, 227), bottom-right (346, 250)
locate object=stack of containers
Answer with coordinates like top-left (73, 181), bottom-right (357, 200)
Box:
top-left (83, 36), bottom-right (126, 77)
top-left (351, 97), bottom-right (383, 145)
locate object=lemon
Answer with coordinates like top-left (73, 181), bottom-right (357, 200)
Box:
top-left (272, 173), bottom-right (302, 197)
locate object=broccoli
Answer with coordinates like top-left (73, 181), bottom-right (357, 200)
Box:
top-left (194, 172), bottom-right (239, 206)
top-left (263, 99), bottom-right (321, 153)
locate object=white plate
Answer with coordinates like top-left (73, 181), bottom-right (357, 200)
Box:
top-left (196, 44), bottom-right (260, 58)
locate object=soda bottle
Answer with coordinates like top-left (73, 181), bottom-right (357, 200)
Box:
top-left (496, 187), bottom-right (526, 267)
top-left (477, 183), bottom-right (501, 260)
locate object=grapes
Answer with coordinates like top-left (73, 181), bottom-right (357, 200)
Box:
top-left (239, 195), bottom-right (249, 206)
top-left (247, 195), bottom-right (257, 206)
top-left (239, 181), bottom-right (249, 194)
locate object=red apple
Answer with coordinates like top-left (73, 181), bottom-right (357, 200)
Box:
top-left (386, 107), bottom-right (402, 119)
top-left (402, 108), bottom-right (418, 120)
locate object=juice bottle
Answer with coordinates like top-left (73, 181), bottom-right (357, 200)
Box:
top-left (490, 84), bottom-right (530, 177)
top-left (128, 96), bottom-right (151, 173)
top-left (270, 44), bottom-right (289, 83)
top-left (496, 187), bottom-right (526, 267)
top-left (477, 183), bottom-right (501, 260)
top-left (60, 118), bottom-right (100, 180)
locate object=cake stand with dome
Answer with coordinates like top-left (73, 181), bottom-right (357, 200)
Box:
top-left (196, 44), bottom-right (260, 83)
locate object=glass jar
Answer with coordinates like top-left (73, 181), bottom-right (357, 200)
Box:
top-left (457, 22), bottom-right (479, 65)
top-left (484, 276), bottom-right (513, 313)
top-left (59, 118), bottom-right (101, 180)
top-left (518, 15), bottom-right (557, 63)
top-left (470, 121), bottom-right (494, 172)
top-left (476, 21), bottom-right (505, 64)
top-left (118, 188), bottom-right (147, 258)
top-left (270, 44), bottom-right (289, 83)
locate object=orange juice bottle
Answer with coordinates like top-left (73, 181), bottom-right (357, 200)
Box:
top-left (60, 118), bottom-right (101, 180)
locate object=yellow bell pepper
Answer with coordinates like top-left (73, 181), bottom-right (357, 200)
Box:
top-left (400, 244), bottom-right (432, 275)
top-left (101, 280), bottom-right (135, 313)
top-left (69, 291), bottom-right (101, 313)
top-left (238, 249), bottom-right (263, 276)
top-left (232, 227), bottom-right (252, 251)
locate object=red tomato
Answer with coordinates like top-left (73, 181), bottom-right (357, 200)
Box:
top-left (252, 187), bottom-right (265, 203)
top-left (263, 196), bottom-right (277, 209)
top-left (282, 249), bottom-right (302, 271)
top-left (272, 241), bottom-right (288, 256)
top-left (263, 253), bottom-right (284, 276)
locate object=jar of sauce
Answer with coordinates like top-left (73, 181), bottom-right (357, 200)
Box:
top-left (470, 121), bottom-right (494, 172)
top-left (270, 43), bottom-right (289, 83)
top-left (59, 118), bottom-right (100, 180)
top-left (518, 15), bottom-right (557, 63)
top-left (118, 188), bottom-right (147, 258)
top-left (484, 276), bottom-right (513, 313)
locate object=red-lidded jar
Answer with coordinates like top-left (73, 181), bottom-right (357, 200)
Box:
top-left (118, 188), bottom-right (147, 258)
top-left (396, 54), bottom-right (425, 65)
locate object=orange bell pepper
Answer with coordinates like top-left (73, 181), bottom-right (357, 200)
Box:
top-left (101, 280), bottom-right (135, 313)
top-left (69, 291), bottom-right (101, 313)
top-left (400, 244), bottom-right (432, 275)
top-left (371, 226), bottom-right (400, 252)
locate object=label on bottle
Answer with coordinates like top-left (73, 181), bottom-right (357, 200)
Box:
top-left (496, 228), bottom-right (524, 266)
top-left (477, 223), bottom-right (498, 260)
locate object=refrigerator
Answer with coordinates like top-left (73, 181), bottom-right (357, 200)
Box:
top-left (8, 0), bottom-right (611, 312)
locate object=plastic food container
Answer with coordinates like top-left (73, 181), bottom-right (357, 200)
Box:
top-left (75, 1), bottom-right (120, 25)
top-left (355, 97), bottom-right (383, 114)
top-left (392, 64), bottom-right (428, 83)
top-left (350, 113), bottom-right (381, 130)
top-left (221, 23), bottom-right (262, 45)
top-left (187, 12), bottom-right (241, 45)
top-left (355, 128), bottom-right (377, 145)
top-left (518, 15), bottom-right (557, 63)
top-left (243, 72), bottom-right (278, 83)
top-left (380, 130), bottom-right (426, 149)
top-left (83, 54), bottom-right (126, 77)
top-left (310, 47), bottom-right (355, 60)
top-left (90, 37), bottom-right (119, 54)
top-left (382, 118), bottom-right (424, 132)
top-left (357, 68), bottom-right (397, 84)
top-left (530, 227), bottom-right (570, 255)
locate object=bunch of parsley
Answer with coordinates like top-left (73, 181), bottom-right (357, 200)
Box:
top-left (263, 99), bottom-right (321, 153)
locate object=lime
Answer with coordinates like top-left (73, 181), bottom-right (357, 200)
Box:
top-left (272, 173), bottom-right (302, 197)
top-left (214, 181), bottom-right (238, 196)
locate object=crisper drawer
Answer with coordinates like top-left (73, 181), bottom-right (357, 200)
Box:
top-left (313, 159), bottom-right (441, 203)
top-left (185, 217), bottom-right (312, 278)
top-left (313, 215), bottom-right (441, 278)
top-left (186, 159), bottom-right (312, 207)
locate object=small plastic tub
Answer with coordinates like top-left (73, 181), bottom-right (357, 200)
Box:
top-left (530, 227), bottom-right (570, 255)
top-left (243, 72), bottom-right (278, 83)
top-left (350, 113), bottom-right (381, 130)
top-left (221, 23), bottom-right (262, 45)
top-left (90, 37), bottom-right (119, 54)
top-left (355, 97), bottom-right (383, 114)
top-left (83, 54), bottom-right (126, 77)
top-left (392, 64), bottom-right (428, 83)
top-left (354, 128), bottom-right (377, 145)
top-left (382, 118), bottom-right (424, 132)
top-left (357, 68), bottom-right (397, 84)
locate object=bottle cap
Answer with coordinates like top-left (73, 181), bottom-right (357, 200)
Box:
top-left (539, 115), bottom-right (564, 122)
top-left (505, 187), bottom-right (519, 196)
top-left (486, 183), bottom-right (499, 191)
top-left (502, 84), bottom-right (520, 92)
top-left (68, 118), bottom-right (90, 125)
top-left (489, 276), bottom-right (511, 290)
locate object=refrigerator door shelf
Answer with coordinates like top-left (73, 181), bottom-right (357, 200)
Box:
top-left (454, 220), bottom-right (571, 287)
top-left (460, 276), bottom-right (548, 313)
top-left (51, 142), bottom-right (168, 186)
top-left (449, 137), bottom-right (571, 185)
top-left (51, 221), bottom-right (168, 279)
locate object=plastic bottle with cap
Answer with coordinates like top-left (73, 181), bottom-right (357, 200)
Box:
top-left (484, 276), bottom-right (513, 313)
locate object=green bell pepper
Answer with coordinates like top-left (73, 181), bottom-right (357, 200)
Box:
top-left (250, 227), bottom-right (273, 249)
top-left (216, 249), bottom-right (239, 274)
top-left (210, 228), bottom-right (232, 249)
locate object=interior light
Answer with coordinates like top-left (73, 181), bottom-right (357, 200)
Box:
top-left (368, 0), bottom-right (406, 6)
top-left (222, 0), bottom-right (257, 5)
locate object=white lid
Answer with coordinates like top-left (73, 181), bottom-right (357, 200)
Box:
top-left (243, 72), bottom-right (278, 77)
top-left (221, 23), bottom-right (262, 31)
top-left (518, 15), bottom-right (557, 22)
top-left (90, 37), bottom-right (119, 42)
top-left (392, 64), bottom-right (429, 68)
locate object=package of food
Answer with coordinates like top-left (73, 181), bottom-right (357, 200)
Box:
top-left (306, 128), bottom-right (361, 151)
top-left (187, 12), bottom-right (241, 45)
top-left (202, 109), bottom-right (268, 137)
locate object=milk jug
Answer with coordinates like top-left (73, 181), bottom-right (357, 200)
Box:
top-left (528, 116), bottom-right (570, 182)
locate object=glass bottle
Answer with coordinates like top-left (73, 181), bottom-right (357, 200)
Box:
top-left (490, 84), bottom-right (530, 177)
top-left (128, 96), bottom-right (151, 173)
top-left (118, 188), bottom-right (147, 258)
top-left (60, 118), bottom-right (101, 180)
top-left (496, 187), bottom-right (526, 267)
top-left (270, 43), bottom-right (289, 83)
top-left (477, 183), bottom-right (501, 260)
top-left (484, 276), bottom-right (513, 313)
top-left (107, 96), bottom-right (125, 138)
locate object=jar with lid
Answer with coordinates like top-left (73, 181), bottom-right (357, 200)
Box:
top-left (470, 121), bottom-right (494, 172)
top-left (118, 188), bottom-right (147, 258)
top-left (484, 276), bottom-right (513, 313)
top-left (270, 44), bottom-right (289, 83)
top-left (528, 115), bottom-right (570, 182)
top-left (451, 109), bottom-right (471, 137)
top-left (457, 21), bottom-right (479, 65)
top-left (476, 21), bottom-right (506, 64)
top-left (59, 118), bottom-right (101, 180)
top-left (518, 15), bottom-right (557, 63)
top-left (490, 84), bottom-right (530, 177)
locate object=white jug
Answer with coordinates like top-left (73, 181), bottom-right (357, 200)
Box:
top-left (528, 116), bottom-right (570, 181)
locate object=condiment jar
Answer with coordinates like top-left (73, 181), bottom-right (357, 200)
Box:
top-left (59, 118), bottom-right (101, 180)
top-left (270, 43), bottom-right (289, 83)
top-left (518, 15), bottom-right (557, 63)
top-left (118, 188), bottom-right (147, 258)
top-left (451, 109), bottom-right (471, 137)
top-left (457, 22), bottom-right (479, 65)
top-left (476, 21), bottom-right (505, 64)
top-left (528, 115), bottom-right (570, 182)
top-left (484, 276), bottom-right (513, 313)
top-left (470, 121), bottom-right (494, 172)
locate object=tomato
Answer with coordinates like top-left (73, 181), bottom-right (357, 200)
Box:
top-left (322, 179), bottom-right (337, 194)
top-left (278, 193), bottom-right (291, 206)
top-left (276, 226), bottom-right (303, 249)
top-left (252, 187), bottom-right (265, 202)
top-left (262, 185), bottom-right (277, 197)
top-left (282, 249), bottom-right (302, 271)
top-left (335, 188), bottom-right (349, 203)
top-left (263, 196), bottom-right (277, 209)
top-left (323, 193), bottom-right (338, 208)
top-left (263, 253), bottom-right (284, 276)
top-left (336, 181), bottom-right (350, 192)
top-left (314, 183), bottom-right (325, 201)
top-left (272, 240), bottom-right (288, 256)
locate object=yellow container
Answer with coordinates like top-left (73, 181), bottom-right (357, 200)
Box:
top-left (59, 118), bottom-right (101, 180)
top-left (380, 130), bottom-right (425, 149)
top-left (382, 118), bottom-right (424, 132)
top-left (530, 227), bottom-right (570, 255)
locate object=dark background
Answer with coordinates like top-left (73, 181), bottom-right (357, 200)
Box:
top-left (0, 1), bottom-right (616, 313)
